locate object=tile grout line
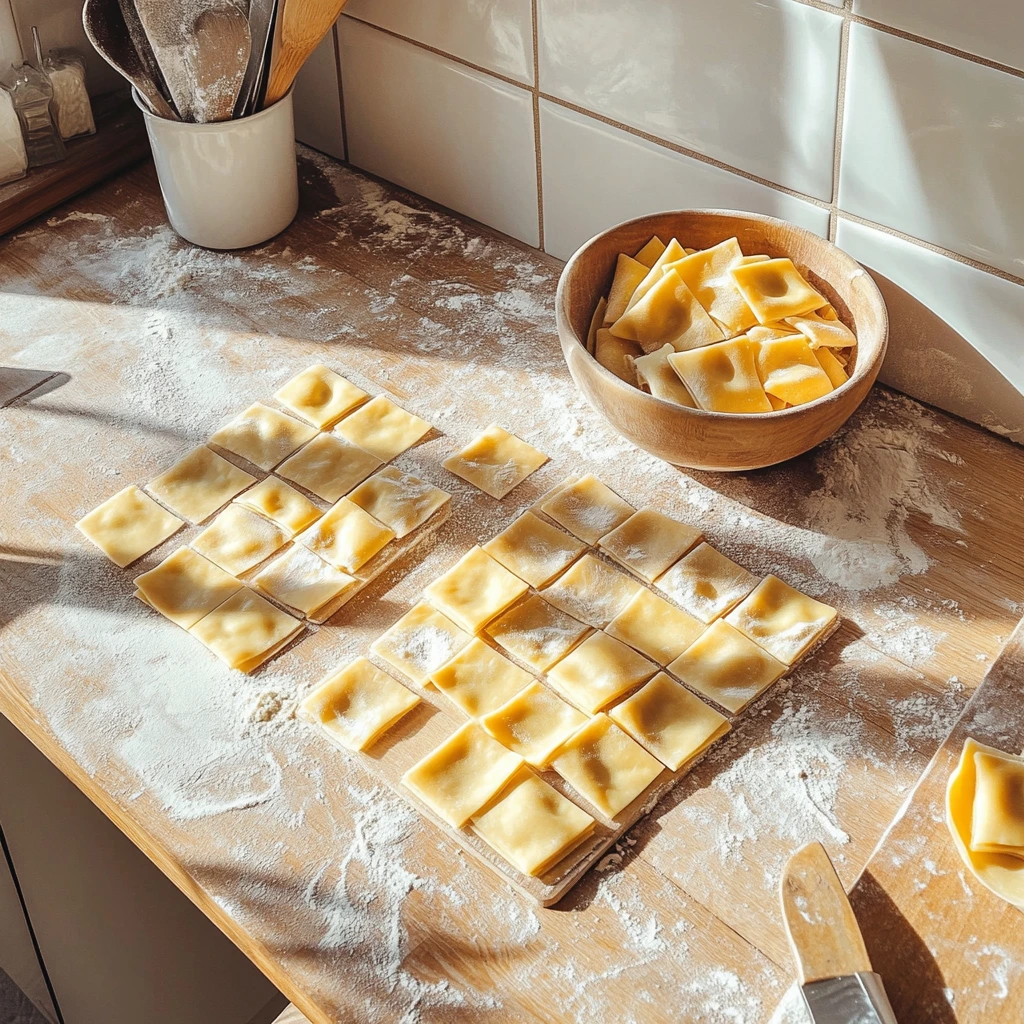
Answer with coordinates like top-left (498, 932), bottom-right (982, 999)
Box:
top-left (531, 0), bottom-right (545, 251)
top-left (828, 16), bottom-right (852, 241)
top-left (789, 0), bottom-right (1024, 80)
top-left (331, 23), bottom-right (349, 163)
top-left (334, 14), bottom-right (1024, 288)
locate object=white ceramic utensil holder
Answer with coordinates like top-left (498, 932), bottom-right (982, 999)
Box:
top-left (133, 89), bottom-right (298, 249)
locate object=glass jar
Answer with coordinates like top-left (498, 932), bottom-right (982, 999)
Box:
top-left (0, 85), bottom-right (28, 185)
top-left (42, 48), bottom-right (95, 140)
top-left (0, 61), bottom-right (65, 167)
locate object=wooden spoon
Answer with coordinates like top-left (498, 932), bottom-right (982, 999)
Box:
top-left (82, 0), bottom-right (178, 119)
top-left (190, 5), bottom-right (252, 122)
top-left (264, 0), bottom-right (349, 107)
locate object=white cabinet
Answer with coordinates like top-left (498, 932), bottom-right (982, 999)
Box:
top-left (0, 713), bottom-right (286, 1024)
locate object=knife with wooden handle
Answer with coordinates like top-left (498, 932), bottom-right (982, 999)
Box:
top-left (780, 842), bottom-right (899, 1024)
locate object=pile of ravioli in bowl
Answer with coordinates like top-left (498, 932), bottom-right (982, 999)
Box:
top-left (587, 235), bottom-right (856, 414)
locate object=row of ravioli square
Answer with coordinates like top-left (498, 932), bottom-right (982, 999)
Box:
top-left (300, 473), bottom-right (837, 882)
top-left (77, 364), bottom-right (446, 673)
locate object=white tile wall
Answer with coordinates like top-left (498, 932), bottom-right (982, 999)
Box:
top-left (310, 2), bottom-right (1024, 440)
top-left (840, 25), bottom-right (1024, 279)
top-left (853, 0), bottom-right (1024, 72)
top-left (836, 218), bottom-right (1024, 443)
top-left (292, 29), bottom-right (345, 160)
top-left (537, 0), bottom-right (842, 200)
top-left (338, 17), bottom-right (539, 246)
top-left (342, 0), bottom-right (534, 84)
top-left (540, 102), bottom-right (829, 261)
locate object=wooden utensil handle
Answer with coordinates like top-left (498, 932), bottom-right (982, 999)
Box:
top-left (265, 0), bottom-right (348, 105)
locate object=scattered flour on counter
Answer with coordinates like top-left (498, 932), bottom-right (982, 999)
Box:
top-left (766, 984), bottom-right (812, 1024)
top-left (46, 210), bottom-right (109, 226)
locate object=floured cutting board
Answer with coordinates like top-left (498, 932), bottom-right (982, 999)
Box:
top-left (849, 617), bottom-right (1024, 1023)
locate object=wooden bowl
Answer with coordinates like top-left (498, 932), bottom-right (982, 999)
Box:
top-left (555, 210), bottom-right (888, 471)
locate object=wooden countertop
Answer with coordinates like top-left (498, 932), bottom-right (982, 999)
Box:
top-left (1, 152), bottom-right (1023, 1023)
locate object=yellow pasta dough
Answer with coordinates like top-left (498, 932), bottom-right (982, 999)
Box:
top-left (598, 508), bottom-right (704, 582)
top-left (667, 619), bottom-right (786, 713)
top-left (483, 512), bottom-right (585, 588)
top-left (539, 475), bottom-right (635, 544)
top-left (190, 504), bottom-right (289, 576)
top-left (472, 767), bottom-right (595, 876)
top-left (662, 237), bottom-right (758, 335)
top-left (947, 738), bottom-right (1024, 909)
top-left (333, 394), bottom-right (432, 461)
top-left (300, 657), bottom-right (419, 751)
top-left (784, 311), bottom-right (856, 349)
top-left (76, 485), bottom-right (183, 567)
top-left (608, 672), bottom-right (730, 771)
top-left (253, 544), bottom-right (358, 620)
top-left (594, 328), bottom-right (641, 384)
top-left (371, 601), bottom-right (472, 685)
top-left (551, 713), bottom-right (664, 818)
top-left (189, 587), bottom-right (303, 673)
top-left (134, 546), bottom-right (242, 629)
top-left (971, 750), bottom-right (1024, 856)
top-left (632, 344), bottom-right (697, 407)
top-left (546, 630), bottom-right (656, 713)
top-left (443, 425), bottom-right (548, 499)
top-left (755, 335), bottom-right (834, 406)
top-left (274, 363), bottom-right (369, 428)
top-left (277, 432), bottom-right (383, 502)
top-left (814, 346), bottom-right (850, 388)
top-left (234, 476), bottom-right (322, 536)
top-left (604, 253), bottom-right (650, 325)
top-left (668, 337), bottom-right (772, 414)
top-left (729, 258), bottom-right (826, 325)
top-left (402, 721), bottom-right (524, 828)
top-left (606, 587), bottom-right (706, 665)
top-left (147, 445), bottom-right (256, 523)
top-left (609, 269), bottom-right (724, 354)
top-left (481, 681), bottom-right (587, 767)
top-left (725, 574), bottom-right (837, 666)
top-left (430, 637), bottom-right (532, 718)
top-left (295, 497), bottom-right (395, 573)
top-left (486, 593), bottom-right (590, 672)
top-left (623, 238), bottom-right (686, 313)
top-left (210, 402), bottom-right (317, 471)
top-left (424, 546), bottom-right (529, 634)
top-left (542, 553), bottom-right (643, 628)
top-left (348, 466), bottom-right (450, 537)
top-left (633, 235), bottom-right (666, 269)
top-left (655, 542), bottom-right (758, 623)
top-left (747, 323), bottom-right (800, 344)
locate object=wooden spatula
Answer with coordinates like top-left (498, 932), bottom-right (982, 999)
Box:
top-left (191, 5), bottom-right (251, 122)
top-left (780, 842), bottom-right (899, 1024)
top-left (264, 0), bottom-right (349, 106)
top-left (82, 0), bottom-right (178, 119)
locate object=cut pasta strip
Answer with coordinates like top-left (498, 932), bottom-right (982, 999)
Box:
top-left (189, 587), bottom-right (303, 673)
top-left (472, 767), bottom-right (595, 877)
top-left (542, 552), bottom-right (643, 628)
top-left (253, 545), bottom-right (358, 620)
top-left (424, 546), bottom-right (530, 634)
top-left (295, 497), bottom-right (395, 573)
top-left (594, 329), bottom-right (641, 384)
top-left (754, 335), bottom-right (834, 406)
top-left (633, 235), bottom-right (666, 269)
top-left (372, 601), bottom-right (472, 685)
top-left (481, 681), bottom-right (587, 768)
top-left (551, 713), bottom-right (664, 818)
top-left (134, 546), bottom-right (242, 629)
top-left (608, 672), bottom-right (730, 771)
top-left (662, 237), bottom-right (758, 335)
top-left (598, 508), bottom-right (703, 582)
top-left (443, 425), bottom-right (548, 499)
top-left (210, 402), bottom-right (317, 471)
top-left (606, 587), bottom-right (706, 666)
top-left (668, 337), bottom-right (772, 414)
top-left (604, 253), bottom-right (650, 325)
top-left (633, 344), bottom-right (697, 407)
top-left (191, 504), bottom-right (289, 576)
top-left (299, 657), bottom-right (419, 751)
top-left (76, 485), bottom-right (183, 567)
top-left (546, 630), bottom-right (656, 714)
top-left (539, 474), bottom-right (635, 544)
top-left (402, 721), bottom-right (524, 827)
top-left (275, 364), bottom-right (369, 428)
top-left (147, 446), bottom-right (255, 524)
top-left (430, 638), bottom-right (533, 718)
top-left (785, 311), bottom-right (856, 349)
top-left (235, 476), bottom-right (322, 536)
top-left (334, 394), bottom-right (432, 461)
top-left (348, 466), bottom-right (450, 537)
top-left (487, 594), bottom-right (590, 673)
top-left (483, 512), bottom-right (585, 588)
top-left (655, 542), bottom-right (759, 624)
top-left (609, 269), bottom-right (724, 354)
top-left (277, 433), bottom-right (383, 502)
top-left (729, 258), bottom-right (826, 325)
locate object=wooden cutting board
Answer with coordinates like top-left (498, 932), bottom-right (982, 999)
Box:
top-left (849, 616), bottom-right (1024, 1023)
